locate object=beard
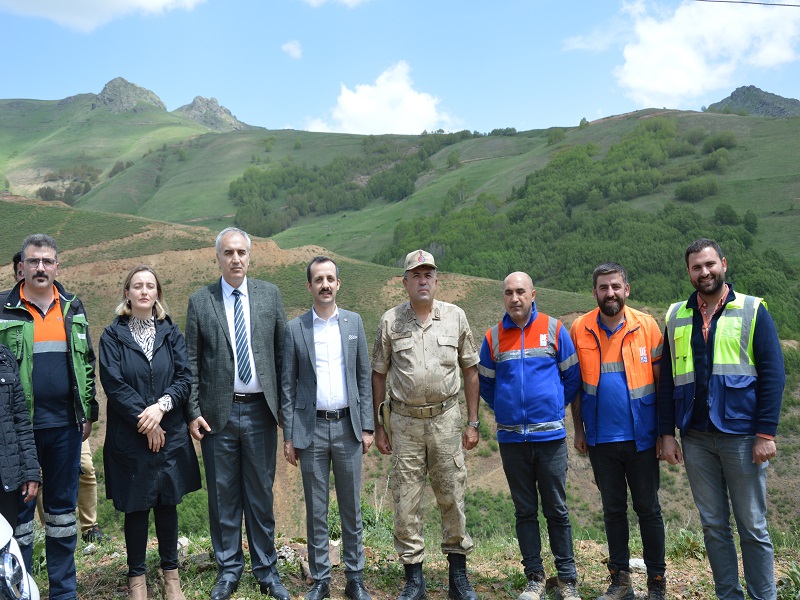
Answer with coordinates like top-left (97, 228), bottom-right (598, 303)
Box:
top-left (598, 297), bottom-right (624, 317)
top-left (693, 272), bottom-right (725, 296)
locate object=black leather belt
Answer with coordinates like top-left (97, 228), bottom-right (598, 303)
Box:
top-left (233, 392), bottom-right (265, 403)
top-left (316, 407), bottom-right (350, 420)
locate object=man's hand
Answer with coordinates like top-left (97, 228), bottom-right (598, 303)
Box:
top-left (284, 440), bottom-right (298, 466)
top-left (362, 432), bottom-right (374, 455)
top-left (462, 425), bottom-right (479, 450)
top-left (659, 434), bottom-right (683, 465)
top-left (573, 427), bottom-right (587, 454)
top-left (82, 421), bottom-right (93, 441)
top-left (147, 425), bottom-right (166, 452)
top-left (137, 404), bottom-right (164, 434)
top-left (20, 481), bottom-right (38, 503)
top-left (753, 437), bottom-right (776, 464)
top-left (189, 416), bottom-right (212, 441)
top-left (375, 426), bottom-right (392, 455)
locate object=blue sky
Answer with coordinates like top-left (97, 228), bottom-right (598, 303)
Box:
top-left (2, 0), bottom-right (800, 134)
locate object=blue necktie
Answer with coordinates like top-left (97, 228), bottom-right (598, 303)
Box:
top-left (232, 289), bottom-right (252, 384)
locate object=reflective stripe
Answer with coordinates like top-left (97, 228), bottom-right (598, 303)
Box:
top-left (45, 512), bottom-right (76, 526)
top-left (33, 340), bottom-right (67, 353)
top-left (525, 348), bottom-right (554, 358)
top-left (630, 383), bottom-right (656, 400)
top-left (600, 361), bottom-right (625, 374)
top-left (582, 382), bottom-right (597, 395)
top-left (496, 349), bottom-right (521, 363)
top-left (44, 512), bottom-right (77, 538)
top-left (497, 419), bottom-right (565, 434)
top-left (559, 353), bottom-right (578, 371)
top-left (674, 372), bottom-right (694, 386)
top-left (712, 363), bottom-right (758, 377)
top-left (477, 364), bottom-right (495, 379)
top-left (490, 325), bottom-right (499, 360)
top-left (652, 343), bottom-right (663, 360)
top-left (14, 520), bottom-right (34, 546)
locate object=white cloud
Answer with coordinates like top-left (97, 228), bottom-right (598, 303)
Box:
top-left (0, 0), bottom-right (204, 32)
top-left (614, 0), bottom-right (800, 107)
top-left (281, 40), bottom-right (302, 59)
top-left (305, 61), bottom-right (457, 135)
top-left (301, 0), bottom-right (370, 7)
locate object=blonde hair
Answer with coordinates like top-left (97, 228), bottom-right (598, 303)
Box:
top-left (115, 264), bottom-right (169, 320)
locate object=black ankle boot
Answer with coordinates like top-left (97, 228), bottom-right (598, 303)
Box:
top-left (397, 563), bottom-right (426, 600)
top-left (447, 554), bottom-right (477, 600)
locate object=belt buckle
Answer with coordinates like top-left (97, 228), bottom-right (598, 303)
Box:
top-left (326, 410), bottom-right (338, 420)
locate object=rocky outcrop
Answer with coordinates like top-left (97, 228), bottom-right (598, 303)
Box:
top-left (173, 96), bottom-right (247, 131)
top-left (707, 85), bottom-right (800, 118)
top-left (92, 77), bottom-right (166, 113)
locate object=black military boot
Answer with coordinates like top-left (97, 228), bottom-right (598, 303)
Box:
top-left (447, 554), bottom-right (477, 600)
top-left (397, 563), bottom-right (426, 600)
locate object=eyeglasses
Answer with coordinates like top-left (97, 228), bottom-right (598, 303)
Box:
top-left (25, 258), bottom-right (57, 268)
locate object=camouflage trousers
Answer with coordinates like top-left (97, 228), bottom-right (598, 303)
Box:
top-left (390, 403), bottom-right (473, 563)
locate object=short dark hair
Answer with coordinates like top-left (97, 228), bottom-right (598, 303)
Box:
top-left (685, 238), bottom-right (724, 267)
top-left (592, 262), bottom-right (627, 288)
top-left (21, 234), bottom-right (58, 261)
top-left (306, 256), bottom-right (339, 283)
top-left (12, 251), bottom-right (22, 276)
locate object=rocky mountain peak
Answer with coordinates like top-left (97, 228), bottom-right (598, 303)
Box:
top-left (707, 85), bottom-right (800, 117)
top-left (173, 96), bottom-right (247, 132)
top-left (93, 77), bottom-right (166, 113)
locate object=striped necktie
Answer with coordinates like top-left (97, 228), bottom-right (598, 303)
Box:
top-left (232, 289), bottom-right (252, 384)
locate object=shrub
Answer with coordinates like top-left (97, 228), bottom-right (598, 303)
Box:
top-left (702, 131), bottom-right (737, 154)
top-left (684, 126), bottom-right (707, 145)
top-left (668, 529), bottom-right (707, 559)
top-left (675, 176), bottom-right (719, 202)
top-left (702, 148), bottom-right (730, 172)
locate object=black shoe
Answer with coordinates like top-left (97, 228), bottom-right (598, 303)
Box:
top-left (211, 579), bottom-right (239, 600)
top-left (81, 524), bottom-right (104, 543)
top-left (345, 577), bottom-right (372, 600)
top-left (304, 580), bottom-right (331, 600)
top-left (447, 554), bottom-right (477, 600)
top-left (260, 580), bottom-right (291, 600)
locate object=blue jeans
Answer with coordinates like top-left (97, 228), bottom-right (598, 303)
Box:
top-left (17, 424), bottom-right (82, 600)
top-left (682, 430), bottom-right (775, 600)
top-left (499, 439), bottom-right (577, 581)
top-left (588, 441), bottom-right (665, 577)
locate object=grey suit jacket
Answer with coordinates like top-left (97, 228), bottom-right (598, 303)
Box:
top-left (185, 277), bottom-right (286, 433)
top-left (281, 308), bottom-right (373, 449)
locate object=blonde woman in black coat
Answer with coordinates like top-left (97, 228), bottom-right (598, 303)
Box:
top-left (99, 265), bottom-right (200, 600)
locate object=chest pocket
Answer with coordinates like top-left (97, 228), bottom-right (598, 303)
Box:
top-left (392, 335), bottom-right (414, 353)
top-left (437, 335), bottom-right (458, 367)
top-left (71, 315), bottom-right (90, 355)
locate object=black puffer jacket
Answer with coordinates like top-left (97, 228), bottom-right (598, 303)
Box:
top-left (99, 315), bottom-right (200, 513)
top-left (0, 344), bottom-right (40, 493)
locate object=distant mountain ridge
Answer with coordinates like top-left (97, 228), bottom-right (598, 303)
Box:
top-left (707, 85), bottom-right (800, 117)
top-left (89, 76), bottom-right (247, 131)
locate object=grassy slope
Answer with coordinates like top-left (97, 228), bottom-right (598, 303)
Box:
top-left (4, 101), bottom-right (800, 268)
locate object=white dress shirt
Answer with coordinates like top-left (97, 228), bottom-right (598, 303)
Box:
top-left (220, 276), bottom-right (262, 393)
top-left (312, 306), bottom-right (348, 410)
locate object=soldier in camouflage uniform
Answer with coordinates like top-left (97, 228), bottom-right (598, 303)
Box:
top-left (372, 250), bottom-right (480, 600)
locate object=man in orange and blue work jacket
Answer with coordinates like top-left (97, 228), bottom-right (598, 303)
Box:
top-left (478, 272), bottom-right (582, 600)
top-left (570, 262), bottom-right (666, 600)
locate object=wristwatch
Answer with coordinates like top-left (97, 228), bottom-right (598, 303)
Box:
top-left (467, 420), bottom-right (480, 429)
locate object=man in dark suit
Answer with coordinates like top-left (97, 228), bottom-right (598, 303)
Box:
top-left (281, 256), bottom-right (374, 600)
top-left (185, 227), bottom-right (289, 600)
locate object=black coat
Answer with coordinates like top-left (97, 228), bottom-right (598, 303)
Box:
top-left (99, 315), bottom-right (200, 513)
top-left (0, 345), bottom-right (39, 494)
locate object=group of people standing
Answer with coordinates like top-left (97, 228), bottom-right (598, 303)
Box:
top-left (0, 229), bottom-right (785, 600)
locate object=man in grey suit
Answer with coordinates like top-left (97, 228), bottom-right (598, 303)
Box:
top-left (281, 256), bottom-right (374, 600)
top-left (185, 227), bottom-right (289, 600)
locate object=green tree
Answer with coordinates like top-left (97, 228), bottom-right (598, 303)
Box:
top-left (547, 128), bottom-right (566, 145)
top-left (743, 210), bottom-right (758, 234)
top-left (714, 203), bottom-right (739, 225)
top-left (447, 150), bottom-right (462, 169)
